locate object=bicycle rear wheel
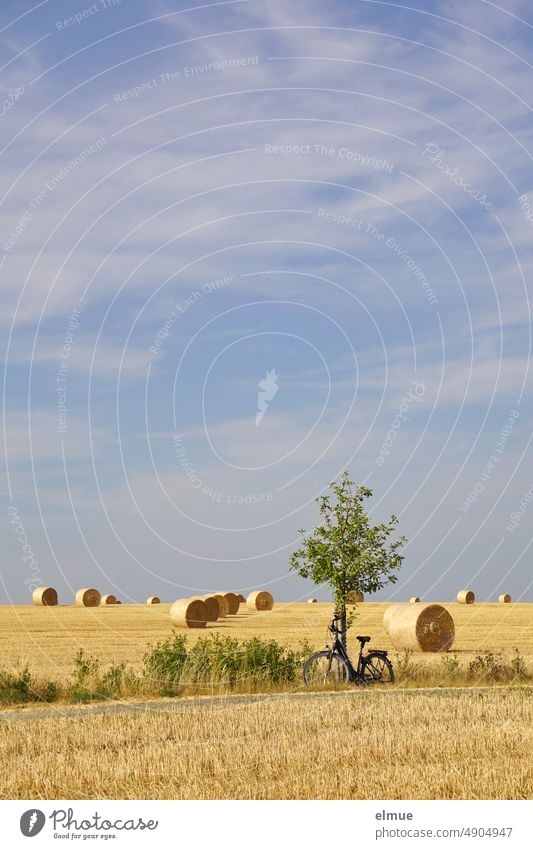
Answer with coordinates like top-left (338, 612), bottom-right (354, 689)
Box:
top-left (303, 651), bottom-right (350, 686)
top-left (362, 652), bottom-right (395, 684)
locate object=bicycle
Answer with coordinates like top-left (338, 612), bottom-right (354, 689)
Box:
top-left (303, 614), bottom-right (394, 686)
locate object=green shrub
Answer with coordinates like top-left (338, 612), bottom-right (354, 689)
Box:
top-left (467, 651), bottom-right (530, 683)
top-left (143, 635), bottom-right (188, 693)
top-left (0, 667), bottom-right (60, 705)
top-left (143, 634), bottom-right (310, 694)
top-left (0, 667), bottom-right (32, 703)
top-left (510, 648), bottom-right (528, 680)
top-left (395, 648), bottom-right (416, 682)
top-left (69, 649), bottom-right (142, 702)
top-left (440, 652), bottom-right (460, 677)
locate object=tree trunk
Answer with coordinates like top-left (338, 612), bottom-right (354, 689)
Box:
top-left (340, 601), bottom-right (347, 652)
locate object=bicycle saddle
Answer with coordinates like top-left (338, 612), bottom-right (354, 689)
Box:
top-left (356, 635), bottom-right (371, 643)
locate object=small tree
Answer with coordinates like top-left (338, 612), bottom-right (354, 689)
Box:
top-left (289, 472), bottom-right (406, 649)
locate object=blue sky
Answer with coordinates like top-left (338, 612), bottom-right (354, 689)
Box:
top-left (2, 0), bottom-right (533, 604)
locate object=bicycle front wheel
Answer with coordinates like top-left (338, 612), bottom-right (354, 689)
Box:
top-left (362, 652), bottom-right (395, 684)
top-left (303, 651), bottom-right (350, 687)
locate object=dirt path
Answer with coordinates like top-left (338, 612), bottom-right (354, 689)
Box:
top-left (1, 684), bottom-right (530, 722)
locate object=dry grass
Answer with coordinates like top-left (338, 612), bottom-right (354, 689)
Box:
top-left (0, 689), bottom-right (531, 799)
top-left (0, 603), bottom-right (529, 679)
top-left (0, 602), bottom-right (531, 684)
top-left (1, 603), bottom-right (530, 800)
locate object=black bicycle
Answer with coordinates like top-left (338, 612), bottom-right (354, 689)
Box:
top-left (303, 615), bottom-right (394, 686)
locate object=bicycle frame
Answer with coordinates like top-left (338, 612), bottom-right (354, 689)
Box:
top-left (303, 615), bottom-right (394, 687)
top-left (327, 621), bottom-right (366, 682)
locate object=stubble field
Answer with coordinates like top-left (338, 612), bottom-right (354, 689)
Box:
top-left (0, 688), bottom-right (531, 799)
top-left (1, 601), bottom-right (532, 682)
top-left (0, 601), bottom-right (531, 800)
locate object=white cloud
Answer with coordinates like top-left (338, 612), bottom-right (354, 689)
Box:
top-left (2, 0), bottom-right (533, 600)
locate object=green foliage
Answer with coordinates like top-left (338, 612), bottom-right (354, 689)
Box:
top-left (143, 635), bottom-right (188, 692)
top-left (69, 648), bottom-right (101, 702)
top-left (468, 650), bottom-right (530, 683)
top-left (0, 637), bottom-right (311, 706)
top-left (0, 666), bottom-right (59, 705)
top-left (510, 647), bottom-right (528, 679)
top-left (395, 649), bottom-right (416, 681)
top-left (0, 667), bottom-right (32, 703)
top-left (289, 472), bottom-right (406, 645)
top-left (468, 652), bottom-right (507, 681)
top-left (69, 649), bottom-right (142, 702)
top-left (392, 650), bottom-right (532, 687)
top-left (440, 652), bottom-right (461, 677)
top-left (0, 640), bottom-right (529, 706)
top-left (290, 472), bottom-right (405, 605)
top-left (143, 634), bottom-right (310, 694)
top-left (42, 681), bottom-right (60, 702)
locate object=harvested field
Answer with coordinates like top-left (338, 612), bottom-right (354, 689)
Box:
top-left (0, 689), bottom-right (530, 799)
top-left (0, 602), bottom-right (531, 683)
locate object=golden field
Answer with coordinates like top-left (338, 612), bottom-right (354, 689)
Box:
top-left (1, 602), bottom-right (531, 801)
top-left (0, 689), bottom-right (531, 799)
top-left (0, 601), bottom-right (531, 682)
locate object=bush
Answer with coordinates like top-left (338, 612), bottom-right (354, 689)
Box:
top-left (510, 648), bottom-right (528, 680)
top-left (440, 652), bottom-right (461, 678)
top-left (0, 667), bottom-right (59, 705)
top-left (69, 649), bottom-right (142, 702)
top-left (0, 636), bottom-right (311, 706)
top-left (467, 651), bottom-right (530, 683)
top-left (0, 667), bottom-right (32, 704)
top-left (143, 634), bottom-right (310, 694)
top-left (395, 649), bottom-right (416, 682)
top-left (143, 635), bottom-right (188, 694)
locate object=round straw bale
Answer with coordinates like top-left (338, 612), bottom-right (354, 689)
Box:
top-left (146, 596), bottom-right (160, 605)
top-left (194, 595), bottom-right (219, 622)
top-left (75, 588), bottom-right (101, 607)
top-left (409, 596), bottom-right (421, 603)
top-left (100, 594), bottom-right (117, 605)
top-left (498, 593), bottom-right (512, 603)
top-left (383, 603), bottom-right (407, 633)
top-left (247, 590), bottom-right (274, 611)
top-left (346, 590), bottom-right (364, 603)
top-left (387, 603), bottom-right (455, 652)
top-left (308, 598), bottom-right (318, 604)
top-left (218, 592), bottom-right (239, 615)
top-left (212, 594), bottom-right (229, 617)
top-left (116, 600), bottom-right (122, 604)
top-left (170, 598), bottom-right (207, 629)
top-left (32, 587), bottom-right (58, 606)
top-left (237, 594), bottom-right (246, 603)
top-left (457, 589), bottom-right (475, 604)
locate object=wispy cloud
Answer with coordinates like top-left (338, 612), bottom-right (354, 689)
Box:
top-left (2, 0), bottom-right (532, 602)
